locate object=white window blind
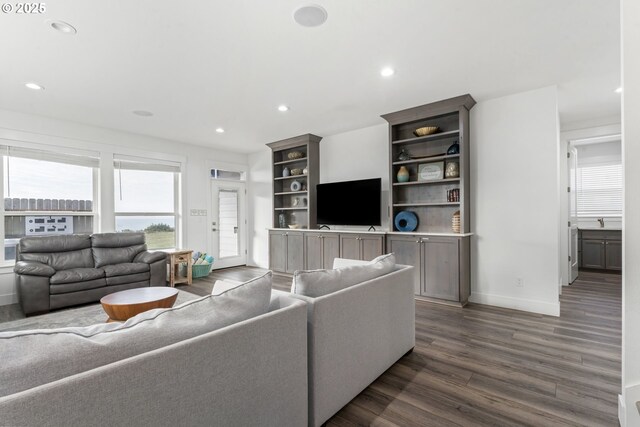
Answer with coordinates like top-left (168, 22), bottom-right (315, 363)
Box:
top-left (113, 154), bottom-right (181, 173)
top-left (576, 163), bottom-right (622, 216)
top-left (1, 144), bottom-right (99, 168)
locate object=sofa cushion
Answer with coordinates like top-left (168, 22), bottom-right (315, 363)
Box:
top-left (106, 272), bottom-right (150, 286)
top-left (50, 268), bottom-right (105, 284)
top-left (50, 278), bottom-right (107, 295)
top-left (292, 253), bottom-right (396, 298)
top-left (93, 246), bottom-right (147, 268)
top-left (18, 234), bottom-right (91, 255)
top-left (103, 263), bottom-right (149, 277)
top-left (0, 271), bottom-right (272, 398)
top-left (91, 232), bottom-right (145, 248)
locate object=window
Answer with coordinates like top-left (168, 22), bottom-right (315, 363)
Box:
top-left (114, 155), bottom-right (181, 250)
top-left (2, 144), bottom-right (98, 262)
top-left (576, 163), bottom-right (622, 217)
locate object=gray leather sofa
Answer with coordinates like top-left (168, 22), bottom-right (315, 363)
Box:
top-left (14, 233), bottom-right (167, 315)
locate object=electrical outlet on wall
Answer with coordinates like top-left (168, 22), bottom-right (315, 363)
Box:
top-left (516, 277), bottom-right (524, 288)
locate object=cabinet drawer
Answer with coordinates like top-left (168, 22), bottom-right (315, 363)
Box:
top-left (175, 254), bottom-right (190, 262)
top-left (580, 230), bottom-right (621, 241)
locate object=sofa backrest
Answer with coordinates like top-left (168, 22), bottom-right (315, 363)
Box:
top-left (17, 234), bottom-right (94, 270)
top-left (90, 232), bottom-right (146, 268)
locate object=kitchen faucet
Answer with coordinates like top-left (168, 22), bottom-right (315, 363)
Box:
top-left (597, 218), bottom-right (605, 228)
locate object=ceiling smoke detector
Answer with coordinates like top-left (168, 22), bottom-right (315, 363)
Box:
top-left (293, 5), bottom-right (328, 27)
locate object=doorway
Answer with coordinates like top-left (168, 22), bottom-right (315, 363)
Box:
top-left (210, 181), bottom-right (247, 269)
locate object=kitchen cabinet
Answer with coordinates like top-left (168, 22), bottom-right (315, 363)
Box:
top-left (578, 229), bottom-right (622, 272)
top-left (386, 233), bottom-right (470, 305)
top-left (339, 234), bottom-right (384, 261)
top-left (305, 232), bottom-right (340, 270)
top-left (269, 230), bottom-right (304, 274)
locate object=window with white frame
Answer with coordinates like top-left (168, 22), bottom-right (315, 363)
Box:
top-left (1, 144), bottom-right (99, 263)
top-left (576, 162), bottom-right (622, 217)
top-left (114, 155), bottom-right (181, 250)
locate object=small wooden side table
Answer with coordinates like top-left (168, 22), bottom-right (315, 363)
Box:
top-left (166, 249), bottom-right (193, 287)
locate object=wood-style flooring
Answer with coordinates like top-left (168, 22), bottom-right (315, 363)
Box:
top-left (0, 268), bottom-right (621, 425)
top-left (196, 267), bottom-right (622, 427)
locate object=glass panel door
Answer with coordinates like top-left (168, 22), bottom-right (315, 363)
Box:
top-left (210, 181), bottom-right (246, 268)
top-left (218, 189), bottom-right (239, 258)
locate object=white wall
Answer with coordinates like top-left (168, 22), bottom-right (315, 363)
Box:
top-left (247, 149), bottom-right (273, 268)
top-left (621, 0), bottom-right (640, 424)
top-left (0, 109), bottom-right (247, 305)
top-left (469, 86), bottom-right (561, 316)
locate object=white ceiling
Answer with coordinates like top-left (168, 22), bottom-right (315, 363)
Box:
top-left (0, 0), bottom-right (620, 153)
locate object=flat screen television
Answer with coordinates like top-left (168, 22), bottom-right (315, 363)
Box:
top-left (316, 178), bottom-right (381, 226)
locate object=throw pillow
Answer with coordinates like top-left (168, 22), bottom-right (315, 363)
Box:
top-left (0, 271), bottom-right (272, 398)
top-left (292, 253), bottom-right (395, 298)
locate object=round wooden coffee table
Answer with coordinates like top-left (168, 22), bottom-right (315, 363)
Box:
top-left (100, 287), bottom-right (179, 322)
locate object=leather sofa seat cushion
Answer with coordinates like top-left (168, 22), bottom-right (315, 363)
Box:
top-left (103, 263), bottom-right (149, 277)
top-left (93, 246), bottom-right (146, 268)
top-left (292, 253), bottom-right (396, 298)
top-left (0, 271), bottom-right (272, 398)
top-left (50, 268), bottom-right (105, 284)
top-left (50, 278), bottom-right (107, 295)
top-left (18, 234), bottom-right (91, 254)
top-left (106, 272), bottom-right (150, 286)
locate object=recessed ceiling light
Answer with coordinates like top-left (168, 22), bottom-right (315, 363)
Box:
top-left (47, 20), bottom-right (77, 35)
top-left (380, 67), bottom-right (395, 77)
top-left (132, 110), bottom-right (153, 117)
top-left (25, 82), bottom-right (44, 90)
top-left (278, 105), bottom-right (289, 112)
top-left (615, 87), bottom-right (623, 93)
top-left (216, 127), bottom-right (225, 133)
top-left (293, 5), bottom-right (328, 27)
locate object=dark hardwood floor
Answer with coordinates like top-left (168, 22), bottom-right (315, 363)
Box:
top-left (0, 268), bottom-right (621, 426)
top-left (196, 267), bottom-right (621, 427)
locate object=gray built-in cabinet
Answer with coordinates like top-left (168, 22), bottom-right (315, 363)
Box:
top-left (269, 230), bottom-right (304, 274)
top-left (339, 234), bottom-right (385, 261)
top-left (579, 229), bottom-right (621, 272)
top-left (269, 230), bottom-right (385, 273)
top-left (381, 95), bottom-right (475, 306)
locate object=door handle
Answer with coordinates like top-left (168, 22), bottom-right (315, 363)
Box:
top-left (234, 226), bottom-right (238, 234)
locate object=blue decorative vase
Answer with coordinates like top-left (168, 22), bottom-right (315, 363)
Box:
top-left (397, 166), bottom-right (410, 183)
top-left (395, 211), bottom-right (418, 232)
top-left (283, 167), bottom-right (290, 177)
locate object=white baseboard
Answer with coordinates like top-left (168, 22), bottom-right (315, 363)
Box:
top-left (0, 292), bottom-right (18, 306)
top-left (619, 394), bottom-right (626, 427)
top-left (469, 292), bottom-right (560, 316)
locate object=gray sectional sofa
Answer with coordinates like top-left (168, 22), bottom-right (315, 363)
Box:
top-left (14, 232), bottom-right (167, 315)
top-left (0, 273), bottom-right (309, 427)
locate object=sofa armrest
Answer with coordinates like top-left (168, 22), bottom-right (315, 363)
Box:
top-left (14, 261), bottom-right (55, 277)
top-left (134, 250), bottom-right (167, 264)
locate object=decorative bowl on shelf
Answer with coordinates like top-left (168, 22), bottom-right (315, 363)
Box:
top-left (413, 126), bottom-right (439, 137)
top-left (288, 224), bottom-right (302, 229)
top-left (290, 168), bottom-right (303, 176)
top-left (287, 151), bottom-right (304, 160)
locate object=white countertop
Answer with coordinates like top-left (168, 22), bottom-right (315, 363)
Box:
top-left (578, 227), bottom-right (622, 231)
top-left (268, 228), bottom-right (473, 237)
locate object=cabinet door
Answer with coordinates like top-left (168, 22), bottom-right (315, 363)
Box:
top-left (286, 232), bottom-right (305, 274)
top-left (322, 234), bottom-right (340, 269)
top-left (582, 239), bottom-right (606, 269)
top-left (360, 235), bottom-right (384, 261)
top-left (422, 237), bottom-right (459, 301)
top-left (269, 232), bottom-right (287, 273)
top-left (339, 235), bottom-right (360, 260)
top-left (304, 234), bottom-right (324, 270)
top-left (386, 235), bottom-right (422, 295)
top-left (605, 240), bottom-right (622, 271)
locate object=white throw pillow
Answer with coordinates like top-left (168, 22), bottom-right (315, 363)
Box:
top-left (292, 253), bottom-right (395, 298)
top-left (0, 271), bottom-right (272, 398)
